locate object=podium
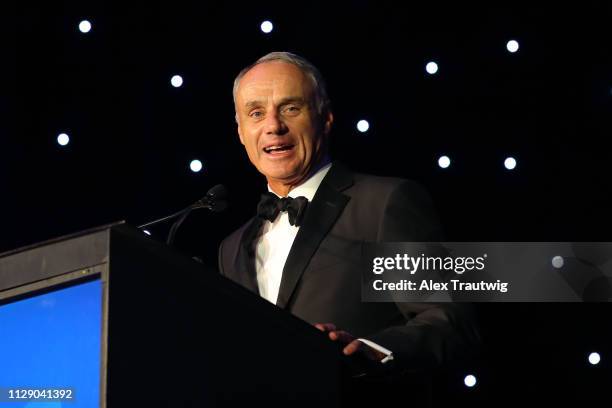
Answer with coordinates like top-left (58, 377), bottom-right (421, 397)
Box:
top-left (0, 223), bottom-right (344, 407)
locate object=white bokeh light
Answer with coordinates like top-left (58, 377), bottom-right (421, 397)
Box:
top-left (57, 133), bottom-right (70, 146)
top-left (260, 20), bottom-right (274, 34)
top-left (464, 374), bottom-right (477, 388)
top-left (143, 230), bottom-right (152, 236)
top-left (190, 159), bottom-right (203, 173)
top-left (506, 40), bottom-right (520, 53)
top-left (425, 61), bottom-right (439, 75)
top-left (356, 120), bottom-right (370, 133)
top-left (171, 75), bottom-right (183, 88)
top-left (438, 155), bottom-right (451, 169)
top-left (504, 157), bottom-right (517, 170)
top-left (78, 20), bottom-right (92, 33)
top-left (589, 352), bottom-right (601, 365)
top-left (552, 256), bottom-right (564, 269)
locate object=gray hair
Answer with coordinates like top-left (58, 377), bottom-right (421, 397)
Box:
top-left (232, 51), bottom-right (331, 119)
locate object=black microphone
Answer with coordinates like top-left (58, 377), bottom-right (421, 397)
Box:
top-left (192, 184), bottom-right (228, 212)
top-left (138, 184), bottom-right (228, 245)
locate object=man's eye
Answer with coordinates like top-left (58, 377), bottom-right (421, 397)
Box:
top-left (250, 111), bottom-right (264, 118)
top-left (283, 106), bottom-right (300, 114)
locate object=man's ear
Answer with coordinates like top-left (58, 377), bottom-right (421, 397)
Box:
top-left (236, 115), bottom-right (246, 145)
top-left (323, 111), bottom-right (334, 136)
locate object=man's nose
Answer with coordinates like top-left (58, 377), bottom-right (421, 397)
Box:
top-left (264, 111), bottom-right (288, 135)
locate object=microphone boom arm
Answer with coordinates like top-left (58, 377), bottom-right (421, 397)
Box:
top-left (136, 184), bottom-right (227, 245)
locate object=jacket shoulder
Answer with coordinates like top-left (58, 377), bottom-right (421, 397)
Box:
top-left (353, 172), bottom-right (426, 192)
top-left (346, 173), bottom-right (442, 241)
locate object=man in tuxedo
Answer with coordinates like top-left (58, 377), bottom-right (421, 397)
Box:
top-left (218, 51), bottom-right (479, 372)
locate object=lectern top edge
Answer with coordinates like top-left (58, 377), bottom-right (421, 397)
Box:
top-left (0, 221), bottom-right (126, 259)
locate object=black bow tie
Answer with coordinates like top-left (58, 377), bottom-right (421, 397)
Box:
top-left (257, 192), bottom-right (309, 226)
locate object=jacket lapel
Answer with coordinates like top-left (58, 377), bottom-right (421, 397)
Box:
top-left (275, 163), bottom-right (354, 309)
top-left (233, 217), bottom-right (263, 294)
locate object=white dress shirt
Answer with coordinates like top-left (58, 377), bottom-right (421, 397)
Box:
top-left (254, 162), bottom-right (393, 363)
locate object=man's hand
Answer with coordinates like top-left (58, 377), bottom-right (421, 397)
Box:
top-left (315, 323), bottom-right (387, 362)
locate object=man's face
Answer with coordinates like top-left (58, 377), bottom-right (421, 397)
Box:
top-left (234, 61), bottom-right (332, 189)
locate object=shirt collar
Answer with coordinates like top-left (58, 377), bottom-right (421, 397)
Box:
top-left (267, 162), bottom-right (333, 201)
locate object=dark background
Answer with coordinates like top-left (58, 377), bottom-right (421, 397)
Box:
top-left (2, 1), bottom-right (612, 406)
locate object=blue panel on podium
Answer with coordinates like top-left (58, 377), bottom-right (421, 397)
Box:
top-left (0, 279), bottom-right (102, 407)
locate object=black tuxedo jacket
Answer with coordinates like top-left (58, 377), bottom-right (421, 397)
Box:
top-left (218, 163), bottom-right (479, 370)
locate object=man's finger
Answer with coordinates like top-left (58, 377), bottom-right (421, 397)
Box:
top-left (343, 339), bottom-right (363, 356)
top-left (329, 330), bottom-right (355, 344)
top-left (344, 340), bottom-right (387, 361)
top-left (314, 323), bottom-right (337, 332)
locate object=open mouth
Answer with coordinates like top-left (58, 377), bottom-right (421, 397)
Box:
top-left (263, 144), bottom-right (295, 154)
